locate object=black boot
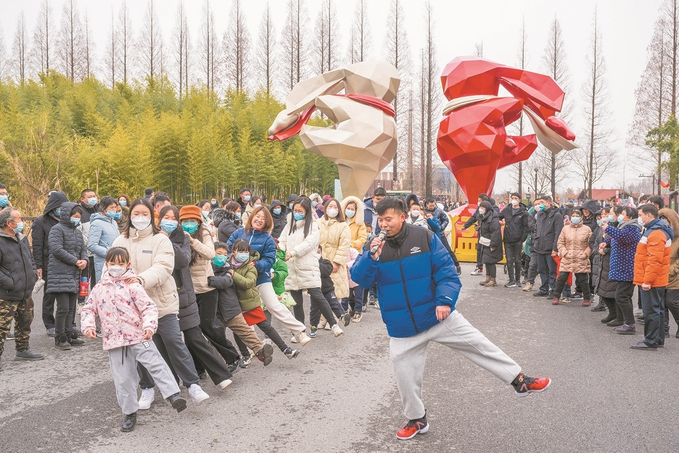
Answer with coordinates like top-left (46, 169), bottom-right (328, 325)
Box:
top-left (601, 299), bottom-right (617, 324)
top-left (68, 331), bottom-right (85, 346)
top-left (121, 412), bottom-right (137, 432)
top-left (591, 297), bottom-right (607, 312)
top-left (55, 334), bottom-right (71, 350)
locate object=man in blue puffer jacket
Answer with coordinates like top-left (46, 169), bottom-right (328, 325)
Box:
top-left (351, 197), bottom-right (551, 441)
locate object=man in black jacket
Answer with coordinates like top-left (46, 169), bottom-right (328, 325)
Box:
top-left (532, 196), bottom-right (563, 297)
top-left (0, 207), bottom-right (45, 368)
top-left (499, 193), bottom-right (532, 288)
top-left (31, 191), bottom-right (68, 336)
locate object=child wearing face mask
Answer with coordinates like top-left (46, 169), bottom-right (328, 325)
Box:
top-left (406, 204), bottom-right (428, 228)
top-left (552, 209), bottom-right (593, 307)
top-left (229, 239), bottom-right (301, 359)
top-left (81, 247), bottom-right (187, 433)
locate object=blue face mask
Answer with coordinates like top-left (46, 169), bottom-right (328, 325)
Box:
top-left (618, 215), bottom-right (624, 224)
top-left (13, 221), bottom-right (24, 234)
top-left (596, 220), bottom-right (602, 226)
top-left (0, 195), bottom-right (8, 207)
top-left (235, 211), bottom-right (242, 218)
top-left (243, 195), bottom-right (251, 202)
top-left (213, 254), bottom-right (228, 267)
top-left (87, 197), bottom-right (97, 206)
top-left (236, 252), bottom-right (250, 263)
top-left (182, 221), bottom-right (199, 234)
top-left (119, 200), bottom-right (127, 207)
top-left (293, 213), bottom-right (305, 221)
top-left (161, 219), bottom-right (178, 234)
top-left (272, 208), bottom-right (282, 215)
top-left (570, 217), bottom-right (580, 225)
top-left (106, 210), bottom-right (117, 219)
top-left (311, 201), bottom-right (318, 208)
top-left (608, 215), bottom-right (615, 223)
top-left (55, 208), bottom-right (61, 217)
top-left (539, 204), bottom-right (546, 211)
top-left (70, 217), bottom-right (81, 226)
top-left (114, 212), bottom-right (122, 220)
top-left (289, 203), bottom-right (294, 210)
top-left (345, 209), bottom-right (356, 219)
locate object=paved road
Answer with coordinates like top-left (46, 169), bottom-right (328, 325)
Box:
top-left (2, 264), bottom-right (679, 453)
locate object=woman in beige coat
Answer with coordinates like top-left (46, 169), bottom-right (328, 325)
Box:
top-left (317, 198), bottom-right (352, 299)
top-left (340, 196), bottom-right (367, 252)
top-left (179, 206), bottom-right (240, 368)
top-left (112, 198), bottom-right (209, 406)
top-left (552, 208), bottom-right (593, 306)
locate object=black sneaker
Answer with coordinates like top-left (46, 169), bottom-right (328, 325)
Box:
top-left (227, 361), bottom-right (241, 375)
top-left (396, 413), bottom-right (429, 440)
top-left (283, 347), bottom-right (300, 359)
top-left (571, 293), bottom-right (583, 300)
top-left (55, 335), bottom-right (71, 350)
top-left (6, 332), bottom-right (14, 341)
top-left (533, 291), bottom-right (549, 297)
top-left (504, 281), bottom-right (518, 288)
top-left (121, 412), bottom-right (137, 432)
top-left (15, 348), bottom-right (45, 361)
top-left (167, 393), bottom-right (187, 412)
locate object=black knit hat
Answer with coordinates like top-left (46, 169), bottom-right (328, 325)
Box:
top-left (510, 192), bottom-right (520, 199)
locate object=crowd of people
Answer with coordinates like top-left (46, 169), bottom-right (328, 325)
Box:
top-left (0, 180), bottom-right (670, 437)
top-left (460, 191), bottom-right (676, 351)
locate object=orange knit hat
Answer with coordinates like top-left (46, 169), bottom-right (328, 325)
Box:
top-left (179, 205), bottom-right (203, 222)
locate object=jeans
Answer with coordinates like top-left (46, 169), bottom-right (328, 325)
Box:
top-left (138, 314), bottom-right (200, 389)
top-left (554, 272), bottom-right (590, 299)
top-left (613, 281), bottom-right (635, 326)
top-left (309, 290), bottom-right (344, 326)
top-left (291, 288), bottom-right (336, 328)
top-left (640, 286), bottom-right (665, 347)
top-left (54, 292), bottom-right (77, 337)
top-left (536, 253), bottom-right (557, 293)
top-left (526, 253), bottom-right (538, 284)
top-left (196, 289), bottom-right (240, 365)
top-left (504, 242), bottom-right (522, 283)
top-left (343, 286), bottom-right (364, 314)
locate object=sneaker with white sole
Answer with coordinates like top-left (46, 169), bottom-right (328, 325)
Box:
top-left (318, 316), bottom-right (328, 330)
top-left (291, 335), bottom-right (298, 343)
top-left (396, 413), bottom-right (429, 440)
top-left (331, 324), bottom-right (344, 337)
top-left (218, 379), bottom-right (232, 390)
top-left (352, 312), bottom-right (363, 323)
top-left (470, 268), bottom-right (483, 276)
top-left (138, 388), bottom-right (155, 410)
top-left (188, 384), bottom-right (210, 404)
top-left (294, 331), bottom-right (311, 346)
top-left (284, 347), bottom-right (300, 359)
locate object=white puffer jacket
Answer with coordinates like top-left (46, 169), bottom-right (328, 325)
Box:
top-left (279, 215), bottom-right (321, 291)
top-left (317, 217), bottom-right (351, 298)
top-left (112, 226), bottom-right (179, 318)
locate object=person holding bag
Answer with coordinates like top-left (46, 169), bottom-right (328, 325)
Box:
top-left (476, 201), bottom-right (503, 288)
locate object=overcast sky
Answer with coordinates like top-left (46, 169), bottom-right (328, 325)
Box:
top-left (0, 0), bottom-right (664, 194)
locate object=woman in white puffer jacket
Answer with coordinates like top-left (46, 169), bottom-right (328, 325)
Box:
top-left (279, 197), bottom-right (343, 337)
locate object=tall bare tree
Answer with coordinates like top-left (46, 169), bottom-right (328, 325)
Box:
top-left (406, 88), bottom-right (415, 191)
top-left (422, 1), bottom-right (438, 197)
top-left (313, 0), bottom-right (340, 75)
top-left (139, 0), bottom-right (162, 80)
top-left (57, 0), bottom-right (85, 82)
top-left (31, 0), bottom-right (53, 75)
top-left (83, 11), bottom-right (94, 78)
top-left (574, 9), bottom-right (616, 197)
top-left (199, 0), bottom-right (219, 92)
top-left (540, 17), bottom-right (572, 198)
top-left (256, 1), bottom-right (276, 96)
top-left (223, 0), bottom-right (251, 93)
top-left (348, 0), bottom-right (371, 64)
top-left (104, 7), bottom-right (116, 87)
top-left (514, 19), bottom-right (528, 196)
top-left (12, 12), bottom-right (28, 84)
top-left (474, 42), bottom-right (484, 58)
top-left (116, 0), bottom-right (133, 84)
top-left (173, 1), bottom-right (190, 96)
top-left (385, 0), bottom-right (411, 185)
top-left (0, 23), bottom-right (7, 79)
top-left (664, 0), bottom-right (679, 115)
top-left (280, 0), bottom-right (307, 90)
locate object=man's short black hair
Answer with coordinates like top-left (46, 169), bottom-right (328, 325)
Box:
top-left (649, 196), bottom-right (665, 209)
top-left (640, 204), bottom-right (659, 218)
top-left (153, 192), bottom-right (171, 206)
top-left (373, 187), bottom-right (387, 197)
top-left (542, 195), bottom-right (552, 203)
top-left (81, 188), bottom-right (95, 198)
top-left (478, 193), bottom-right (490, 202)
top-left (376, 196), bottom-right (405, 216)
top-left (145, 188), bottom-right (154, 196)
top-left (0, 183), bottom-right (6, 190)
top-left (240, 188), bottom-right (251, 194)
top-left (424, 197), bottom-right (436, 205)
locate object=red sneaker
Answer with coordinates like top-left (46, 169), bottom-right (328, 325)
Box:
top-left (513, 373), bottom-right (551, 397)
top-left (396, 414), bottom-right (429, 440)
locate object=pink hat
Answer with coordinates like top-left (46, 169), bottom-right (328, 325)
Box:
top-left (322, 195), bottom-right (331, 200)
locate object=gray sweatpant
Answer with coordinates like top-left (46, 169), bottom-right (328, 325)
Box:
top-left (108, 341), bottom-right (180, 415)
top-left (390, 310), bottom-right (522, 420)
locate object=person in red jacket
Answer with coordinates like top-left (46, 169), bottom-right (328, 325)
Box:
top-left (632, 204), bottom-right (674, 350)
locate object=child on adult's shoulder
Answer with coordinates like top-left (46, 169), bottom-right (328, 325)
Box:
top-left (81, 247), bottom-right (186, 433)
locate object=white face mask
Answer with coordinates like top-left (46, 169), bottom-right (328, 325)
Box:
top-left (478, 208), bottom-right (486, 215)
top-left (637, 217), bottom-right (645, 226)
top-left (132, 216), bottom-right (152, 230)
top-left (411, 211), bottom-right (421, 218)
top-left (326, 208), bottom-right (339, 218)
top-left (107, 265), bottom-right (126, 277)
top-left (511, 199), bottom-right (519, 206)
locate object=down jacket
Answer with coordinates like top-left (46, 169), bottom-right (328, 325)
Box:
top-left (317, 216), bottom-right (351, 299)
top-left (46, 202), bottom-right (87, 294)
top-left (279, 215), bottom-right (321, 291)
top-left (270, 200), bottom-right (288, 239)
top-left (112, 225), bottom-right (179, 318)
top-left (351, 222), bottom-right (461, 338)
top-left (271, 249), bottom-right (289, 296)
top-left (208, 262), bottom-right (243, 323)
top-left (168, 227), bottom-right (200, 331)
top-left (660, 208), bottom-right (679, 290)
top-left (81, 267), bottom-right (158, 350)
top-left (499, 203), bottom-right (531, 244)
top-left (88, 212), bottom-right (120, 282)
top-left (32, 191), bottom-right (68, 272)
top-left (477, 208), bottom-right (503, 264)
top-left (604, 220), bottom-right (642, 282)
top-left (189, 229), bottom-right (216, 295)
top-left (595, 240), bottom-right (616, 299)
top-left (340, 196), bottom-right (368, 251)
top-left (226, 228), bottom-right (277, 286)
top-left (214, 210), bottom-right (242, 243)
top-left (230, 251), bottom-right (262, 312)
top-left (634, 218), bottom-right (674, 288)
top-left (533, 205), bottom-right (564, 254)
top-left (556, 223), bottom-right (592, 273)
top-left (0, 229), bottom-right (37, 301)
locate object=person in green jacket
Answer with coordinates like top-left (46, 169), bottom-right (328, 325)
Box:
top-left (271, 248), bottom-right (289, 296)
top-left (230, 239), bottom-right (299, 359)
